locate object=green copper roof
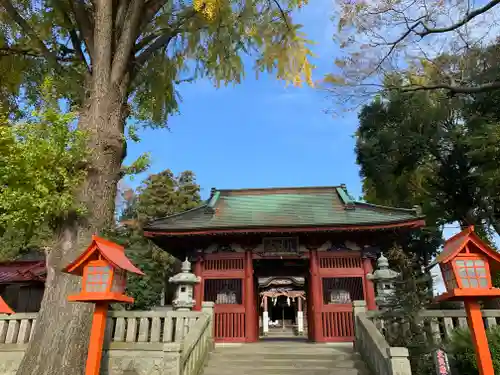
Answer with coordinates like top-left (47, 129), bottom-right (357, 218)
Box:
top-left (144, 186), bottom-right (424, 233)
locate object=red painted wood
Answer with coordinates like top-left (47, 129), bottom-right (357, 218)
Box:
top-left (214, 304), bottom-right (246, 343)
top-left (362, 257), bottom-right (377, 310)
top-left (307, 279), bottom-right (314, 341)
top-left (202, 270), bottom-right (245, 279)
top-left (204, 253), bottom-right (245, 260)
top-left (319, 269), bottom-right (365, 277)
top-left (252, 254), bottom-right (310, 260)
top-left (144, 218), bottom-right (426, 237)
top-left (320, 304), bottom-right (355, 342)
top-left (244, 250), bottom-right (257, 342)
top-left (309, 249), bottom-right (323, 342)
top-left (193, 259), bottom-right (203, 311)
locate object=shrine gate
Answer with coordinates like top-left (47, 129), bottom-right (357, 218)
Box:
top-left (145, 185), bottom-right (425, 343)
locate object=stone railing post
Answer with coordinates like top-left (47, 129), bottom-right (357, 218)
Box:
top-left (353, 301), bottom-right (367, 352)
top-left (387, 347), bottom-right (412, 375)
top-left (353, 300), bottom-right (367, 315)
top-left (201, 301), bottom-right (214, 348)
top-left (162, 342), bottom-right (183, 375)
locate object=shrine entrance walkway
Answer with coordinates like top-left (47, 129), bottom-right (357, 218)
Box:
top-left (255, 258), bottom-right (309, 339)
top-left (201, 340), bottom-right (371, 375)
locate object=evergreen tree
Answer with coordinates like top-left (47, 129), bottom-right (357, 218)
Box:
top-left (110, 169), bottom-right (201, 310)
top-left (382, 246), bottom-right (436, 375)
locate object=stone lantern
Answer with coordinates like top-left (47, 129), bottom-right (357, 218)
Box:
top-left (169, 258), bottom-right (201, 311)
top-left (367, 253), bottom-right (400, 310)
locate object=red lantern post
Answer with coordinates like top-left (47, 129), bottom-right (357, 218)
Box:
top-left (63, 236), bottom-right (144, 375)
top-left (434, 226), bottom-right (500, 375)
top-left (0, 296), bottom-right (14, 314)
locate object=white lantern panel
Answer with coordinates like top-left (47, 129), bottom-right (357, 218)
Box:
top-left (85, 265), bottom-right (111, 292)
top-left (111, 269), bottom-right (126, 293)
top-left (455, 258), bottom-right (489, 289)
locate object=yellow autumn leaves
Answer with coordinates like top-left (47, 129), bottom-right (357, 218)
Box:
top-left (193, 0), bottom-right (218, 21)
top-left (192, 0), bottom-right (315, 87)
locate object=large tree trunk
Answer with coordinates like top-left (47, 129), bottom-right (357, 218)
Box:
top-left (16, 0), bottom-right (131, 368)
top-left (16, 85), bottom-right (129, 375)
top-left (16, 82), bottom-right (129, 374)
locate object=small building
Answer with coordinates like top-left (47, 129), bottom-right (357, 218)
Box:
top-left (144, 185), bottom-right (425, 343)
top-left (0, 260), bottom-right (46, 312)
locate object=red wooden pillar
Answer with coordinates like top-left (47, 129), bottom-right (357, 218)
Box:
top-left (309, 249), bottom-right (323, 342)
top-left (307, 285), bottom-right (313, 340)
top-left (245, 250), bottom-right (257, 342)
top-left (362, 257), bottom-right (377, 310)
top-left (193, 255), bottom-right (203, 311)
top-left (464, 299), bottom-right (495, 375)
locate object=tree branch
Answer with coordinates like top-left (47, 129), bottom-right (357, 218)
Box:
top-left (93, 0), bottom-right (113, 92)
top-left (0, 46), bottom-right (79, 62)
top-left (69, 29), bottom-right (91, 73)
top-left (417, 0), bottom-right (500, 37)
top-left (134, 8), bottom-right (197, 67)
top-left (134, 33), bottom-right (173, 66)
top-left (140, 0), bottom-right (169, 30)
top-left (67, 0), bottom-right (95, 62)
top-left (111, 0), bottom-right (144, 83)
top-left (0, 0), bottom-right (61, 69)
top-left (395, 81), bottom-right (500, 94)
top-left (53, 0), bottom-right (92, 73)
top-left (114, 0), bottom-right (130, 45)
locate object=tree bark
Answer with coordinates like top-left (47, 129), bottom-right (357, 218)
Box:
top-left (16, 5), bottom-right (131, 367)
top-left (16, 80), bottom-right (129, 375)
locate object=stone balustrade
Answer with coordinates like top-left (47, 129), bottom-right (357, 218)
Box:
top-left (353, 301), bottom-right (412, 375)
top-left (358, 306), bottom-right (500, 375)
top-left (0, 302), bottom-right (215, 375)
top-left (367, 308), bottom-right (500, 345)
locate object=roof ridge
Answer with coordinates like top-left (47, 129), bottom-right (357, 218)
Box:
top-left (146, 203), bottom-right (209, 225)
top-left (354, 201), bottom-right (419, 215)
top-left (217, 185), bottom-right (343, 193)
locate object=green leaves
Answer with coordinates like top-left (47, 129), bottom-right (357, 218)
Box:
top-left (110, 168), bottom-right (202, 310)
top-left (135, 169), bottom-right (201, 223)
top-left (121, 152), bottom-right (151, 177)
top-left (0, 95), bottom-right (87, 239)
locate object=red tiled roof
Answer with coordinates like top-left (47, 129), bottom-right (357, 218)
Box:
top-left (0, 261), bottom-right (46, 283)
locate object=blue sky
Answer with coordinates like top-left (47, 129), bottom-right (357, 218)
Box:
top-left (124, 0), bottom-right (363, 199)
top-left (123, 0), bottom-right (482, 282)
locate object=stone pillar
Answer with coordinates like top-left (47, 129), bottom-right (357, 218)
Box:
top-left (309, 249), bottom-right (323, 342)
top-left (353, 300), bottom-right (367, 316)
top-left (262, 296), bottom-right (269, 335)
top-left (362, 257), bottom-right (377, 310)
top-left (245, 250), bottom-right (257, 342)
top-left (202, 301), bottom-right (215, 350)
top-left (387, 347), bottom-right (412, 375)
top-left (297, 297), bottom-right (304, 335)
top-left (193, 254), bottom-right (203, 311)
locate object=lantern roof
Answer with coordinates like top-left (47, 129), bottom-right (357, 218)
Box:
top-left (0, 295), bottom-right (14, 314)
top-left (367, 253), bottom-right (400, 281)
top-left (63, 235), bottom-right (144, 276)
top-left (169, 258), bottom-right (200, 285)
top-left (432, 226), bottom-right (500, 267)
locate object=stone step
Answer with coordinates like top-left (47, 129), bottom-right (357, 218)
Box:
top-left (202, 368), bottom-right (365, 375)
top-left (208, 352), bottom-right (361, 362)
top-left (213, 344), bottom-right (354, 354)
top-left (206, 358), bottom-right (365, 368)
top-left (202, 342), bottom-right (369, 375)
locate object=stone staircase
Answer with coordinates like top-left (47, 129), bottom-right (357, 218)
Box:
top-left (201, 339), bottom-right (371, 375)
